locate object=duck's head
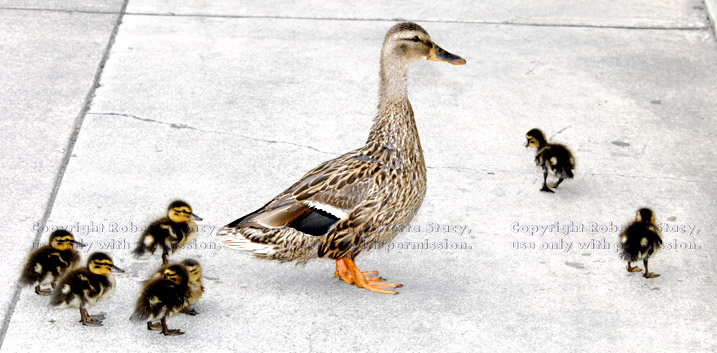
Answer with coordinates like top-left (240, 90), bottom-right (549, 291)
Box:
top-left (381, 22), bottom-right (466, 67)
top-left (181, 259), bottom-right (202, 282)
top-left (162, 264), bottom-right (188, 286)
top-left (525, 128), bottom-right (547, 149)
top-left (88, 252), bottom-right (124, 275)
top-left (167, 200), bottom-right (203, 223)
top-left (49, 230), bottom-right (84, 251)
top-left (635, 208), bottom-right (655, 223)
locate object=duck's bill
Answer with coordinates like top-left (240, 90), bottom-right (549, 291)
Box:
top-left (112, 265), bottom-right (125, 273)
top-left (428, 46), bottom-right (466, 65)
top-left (191, 213), bottom-right (203, 221)
top-left (72, 240), bottom-right (87, 247)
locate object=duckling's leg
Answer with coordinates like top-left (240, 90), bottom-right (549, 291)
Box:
top-left (643, 257), bottom-right (660, 278)
top-left (34, 285), bottom-right (52, 296)
top-left (79, 304), bottom-right (103, 326)
top-left (341, 258), bottom-right (402, 295)
top-left (540, 169), bottom-right (554, 193)
top-left (626, 262), bottom-right (642, 272)
top-left (180, 307), bottom-right (198, 316)
top-left (161, 251), bottom-right (169, 266)
top-left (160, 317), bottom-right (184, 336)
top-left (548, 178), bottom-right (564, 189)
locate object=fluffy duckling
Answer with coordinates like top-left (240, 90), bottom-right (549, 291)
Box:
top-left (50, 252), bottom-right (124, 326)
top-left (146, 259), bottom-right (204, 315)
top-left (525, 128), bottom-right (575, 193)
top-left (133, 200), bottom-right (203, 265)
top-left (131, 264), bottom-right (190, 336)
top-left (19, 230), bottom-right (84, 295)
top-left (178, 259), bottom-right (203, 315)
top-left (620, 208), bottom-right (663, 278)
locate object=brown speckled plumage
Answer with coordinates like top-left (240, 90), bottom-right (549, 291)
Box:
top-left (216, 22), bottom-right (464, 270)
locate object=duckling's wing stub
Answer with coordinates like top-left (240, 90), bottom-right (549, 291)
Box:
top-left (620, 223), bottom-right (663, 262)
top-left (542, 144), bottom-right (575, 179)
top-left (131, 280), bottom-right (186, 322)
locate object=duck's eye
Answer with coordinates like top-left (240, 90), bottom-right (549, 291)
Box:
top-left (411, 36), bottom-right (421, 42)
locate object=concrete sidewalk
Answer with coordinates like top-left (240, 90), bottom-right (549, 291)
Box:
top-left (1, 1), bottom-right (715, 352)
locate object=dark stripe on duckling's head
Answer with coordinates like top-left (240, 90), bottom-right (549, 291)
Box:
top-left (180, 259), bottom-right (202, 281)
top-left (167, 200), bottom-right (203, 223)
top-left (162, 264), bottom-right (188, 286)
top-left (88, 252), bottom-right (124, 275)
top-left (526, 128), bottom-right (547, 148)
top-left (49, 230), bottom-right (76, 250)
top-left (636, 208), bottom-right (655, 223)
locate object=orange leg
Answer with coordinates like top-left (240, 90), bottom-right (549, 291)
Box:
top-left (334, 258), bottom-right (354, 285)
top-left (334, 257), bottom-right (402, 295)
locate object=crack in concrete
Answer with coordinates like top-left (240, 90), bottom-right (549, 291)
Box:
top-left (0, 7), bottom-right (710, 31)
top-left (88, 112), bottom-right (340, 155)
top-left (0, 1), bottom-right (130, 350)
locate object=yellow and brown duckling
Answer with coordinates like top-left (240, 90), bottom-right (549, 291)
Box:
top-left (216, 22), bottom-right (465, 294)
top-left (50, 252), bottom-right (124, 326)
top-left (178, 259), bottom-right (203, 315)
top-left (525, 128), bottom-right (575, 193)
top-left (146, 259), bottom-right (204, 315)
top-left (133, 200), bottom-right (203, 265)
top-left (19, 230), bottom-right (84, 295)
top-left (131, 264), bottom-right (190, 336)
top-left (620, 208), bottom-right (663, 278)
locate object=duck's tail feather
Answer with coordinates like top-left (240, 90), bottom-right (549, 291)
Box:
top-left (215, 226), bottom-right (325, 264)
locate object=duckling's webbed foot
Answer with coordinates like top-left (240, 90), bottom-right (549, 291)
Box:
top-left (160, 318), bottom-right (184, 336)
top-left (626, 263), bottom-right (642, 272)
top-left (147, 321), bottom-right (162, 331)
top-left (643, 260), bottom-right (659, 278)
top-left (79, 307), bottom-right (103, 326)
top-left (540, 184), bottom-right (555, 193)
top-left (34, 285), bottom-right (52, 296)
top-left (180, 307), bottom-right (198, 316)
top-left (548, 178), bottom-right (564, 189)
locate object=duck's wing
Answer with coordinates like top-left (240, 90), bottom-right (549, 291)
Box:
top-left (217, 151), bottom-right (383, 261)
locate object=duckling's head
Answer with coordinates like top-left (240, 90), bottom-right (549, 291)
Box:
top-left (635, 208), bottom-right (655, 223)
top-left (162, 264), bottom-right (188, 286)
top-left (167, 200), bottom-right (203, 223)
top-left (88, 252), bottom-right (125, 275)
top-left (381, 22), bottom-right (466, 67)
top-left (49, 230), bottom-right (82, 251)
top-left (525, 129), bottom-right (547, 149)
top-left (181, 259), bottom-right (202, 282)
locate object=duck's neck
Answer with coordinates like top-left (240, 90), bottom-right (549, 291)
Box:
top-left (365, 59), bottom-right (424, 169)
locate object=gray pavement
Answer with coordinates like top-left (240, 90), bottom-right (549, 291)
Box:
top-left (1, 1), bottom-right (716, 352)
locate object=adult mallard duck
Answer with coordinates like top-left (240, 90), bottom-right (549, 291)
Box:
top-left (216, 22), bottom-right (465, 294)
top-left (620, 208), bottom-right (663, 278)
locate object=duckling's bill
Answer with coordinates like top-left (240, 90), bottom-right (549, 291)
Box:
top-left (427, 46), bottom-right (466, 65)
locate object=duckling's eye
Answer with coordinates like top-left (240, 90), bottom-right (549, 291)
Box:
top-left (410, 36), bottom-right (421, 42)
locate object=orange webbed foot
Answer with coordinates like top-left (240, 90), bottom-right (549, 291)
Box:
top-left (335, 257), bottom-right (402, 294)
